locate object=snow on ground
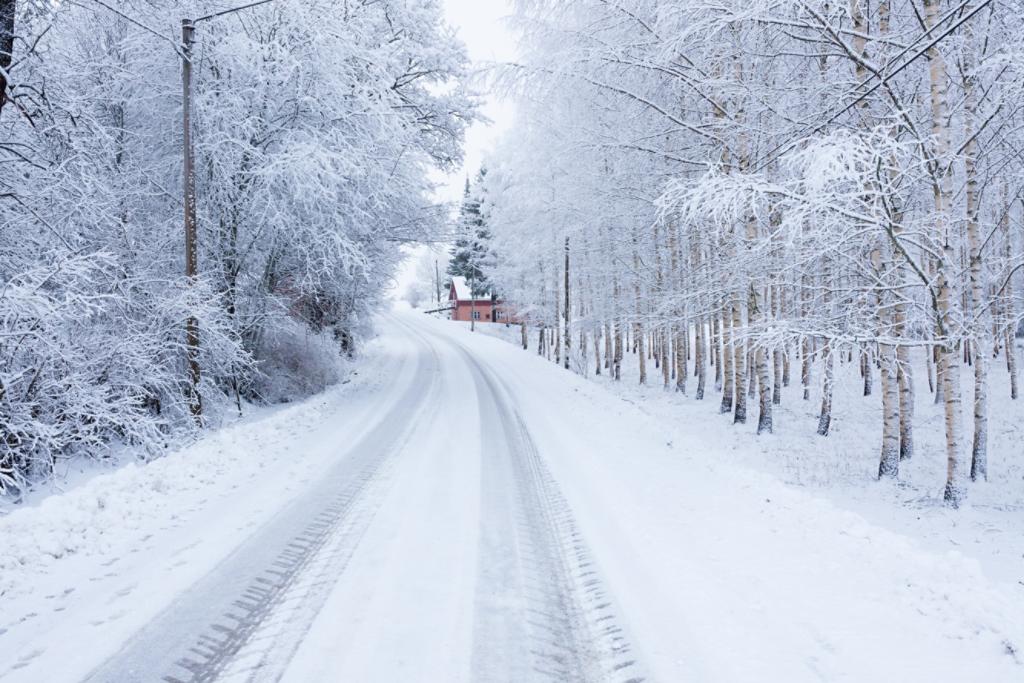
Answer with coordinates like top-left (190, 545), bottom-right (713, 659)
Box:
top-left (440, 314), bottom-right (1024, 681)
top-left (0, 330), bottom-right (418, 680)
top-left (470, 319), bottom-right (1024, 587)
top-left (3, 309), bottom-right (1023, 682)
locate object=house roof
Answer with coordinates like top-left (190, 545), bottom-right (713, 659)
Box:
top-left (450, 276), bottom-right (492, 302)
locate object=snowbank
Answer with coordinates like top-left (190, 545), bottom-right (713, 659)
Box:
top-left (0, 335), bottom-right (398, 602)
top-left (431, 315), bottom-right (1024, 682)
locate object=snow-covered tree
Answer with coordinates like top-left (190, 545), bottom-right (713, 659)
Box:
top-left (483, 0), bottom-right (1024, 507)
top-left (0, 0), bottom-right (475, 495)
top-left (447, 168), bottom-right (494, 297)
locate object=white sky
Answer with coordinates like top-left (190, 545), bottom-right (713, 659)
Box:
top-left (435, 0), bottom-right (517, 203)
top-left (390, 0), bottom-right (518, 301)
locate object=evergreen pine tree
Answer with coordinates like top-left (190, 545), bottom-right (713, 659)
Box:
top-left (447, 168), bottom-right (494, 297)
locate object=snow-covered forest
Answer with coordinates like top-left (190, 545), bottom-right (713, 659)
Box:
top-left (3, 2), bottom-right (1024, 680)
top-left (476, 0), bottom-right (1024, 507)
top-left (0, 0), bottom-right (474, 494)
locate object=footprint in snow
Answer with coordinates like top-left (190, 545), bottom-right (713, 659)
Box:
top-left (110, 584), bottom-right (136, 602)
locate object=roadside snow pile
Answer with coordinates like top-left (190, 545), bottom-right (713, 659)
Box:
top-left (0, 371), bottom-right (367, 601)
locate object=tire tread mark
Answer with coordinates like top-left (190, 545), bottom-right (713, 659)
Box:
top-left (450, 332), bottom-right (644, 683)
top-left (177, 329), bottom-right (444, 683)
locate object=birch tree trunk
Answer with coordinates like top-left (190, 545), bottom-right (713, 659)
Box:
top-left (757, 343), bottom-right (772, 433)
top-left (923, 0), bottom-right (965, 506)
top-left (878, 340), bottom-right (900, 476)
top-left (895, 307), bottom-right (914, 460)
top-left (720, 305), bottom-right (734, 413)
top-left (801, 275), bottom-right (812, 400)
top-left (748, 348), bottom-right (757, 400)
top-left (772, 286), bottom-right (783, 405)
top-left (666, 328), bottom-right (674, 391)
top-left (817, 263), bottom-right (834, 435)
top-left (926, 345), bottom-right (935, 395)
top-left (753, 286), bottom-right (772, 433)
top-left (770, 350), bottom-right (778, 403)
top-left (613, 284), bottom-right (623, 380)
top-left (817, 342), bottom-right (834, 436)
top-left (581, 327), bottom-right (588, 377)
top-left (554, 271), bottom-right (561, 366)
top-left (862, 350), bottom-right (873, 396)
top-left (780, 286), bottom-right (790, 388)
top-left (695, 312), bottom-right (707, 400)
top-left (1001, 191), bottom-right (1018, 399)
top-left (564, 236), bottom-right (570, 370)
top-left (963, 31), bottom-right (989, 481)
top-left (733, 298), bottom-right (748, 424)
top-left (1008, 328), bottom-right (1018, 400)
top-left (870, 236), bottom-right (900, 476)
top-left (632, 234), bottom-right (646, 384)
top-left (713, 315), bottom-right (722, 391)
top-left (604, 320), bottom-right (612, 372)
top-left (636, 321), bottom-right (647, 384)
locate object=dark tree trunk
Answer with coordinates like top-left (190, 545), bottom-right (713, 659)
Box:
top-left (0, 0), bottom-right (14, 119)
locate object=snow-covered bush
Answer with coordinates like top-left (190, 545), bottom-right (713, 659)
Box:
top-left (248, 315), bottom-right (351, 405)
top-left (0, 254), bottom-right (249, 495)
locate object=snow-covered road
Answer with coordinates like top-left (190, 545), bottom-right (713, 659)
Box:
top-left (1, 313), bottom-right (641, 683)
top-left (2, 310), bottom-right (1022, 682)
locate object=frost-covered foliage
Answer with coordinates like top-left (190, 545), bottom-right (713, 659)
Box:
top-left (247, 316), bottom-right (351, 405)
top-left (0, 0), bottom-right (474, 494)
top-left (482, 0), bottom-right (1024, 506)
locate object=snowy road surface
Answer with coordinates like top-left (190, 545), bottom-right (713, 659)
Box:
top-left (1, 313), bottom-right (640, 683)
top-left (2, 310), bottom-right (1023, 682)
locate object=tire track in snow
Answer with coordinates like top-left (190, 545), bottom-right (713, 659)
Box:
top-left (212, 320), bottom-right (448, 683)
top-left (443, 332), bottom-right (644, 683)
top-left (83, 330), bottom-right (443, 683)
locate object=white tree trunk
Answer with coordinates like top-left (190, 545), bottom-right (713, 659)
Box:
top-left (720, 306), bottom-right (734, 413)
top-left (695, 313), bottom-right (707, 400)
top-left (817, 341), bottom-right (834, 436)
top-left (732, 300), bottom-right (747, 423)
top-left (878, 341), bottom-right (900, 477)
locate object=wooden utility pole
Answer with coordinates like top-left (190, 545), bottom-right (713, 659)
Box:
top-left (178, 2), bottom-right (278, 421)
top-left (182, 18), bottom-right (202, 419)
top-left (470, 271), bottom-right (476, 332)
top-left (435, 259), bottom-right (441, 304)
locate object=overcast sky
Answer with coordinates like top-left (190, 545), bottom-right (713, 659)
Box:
top-left (435, 0), bottom-right (517, 204)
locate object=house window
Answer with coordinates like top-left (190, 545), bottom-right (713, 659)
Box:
top-left (472, 311), bottom-right (481, 320)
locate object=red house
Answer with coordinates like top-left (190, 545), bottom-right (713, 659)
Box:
top-left (448, 276), bottom-right (513, 323)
